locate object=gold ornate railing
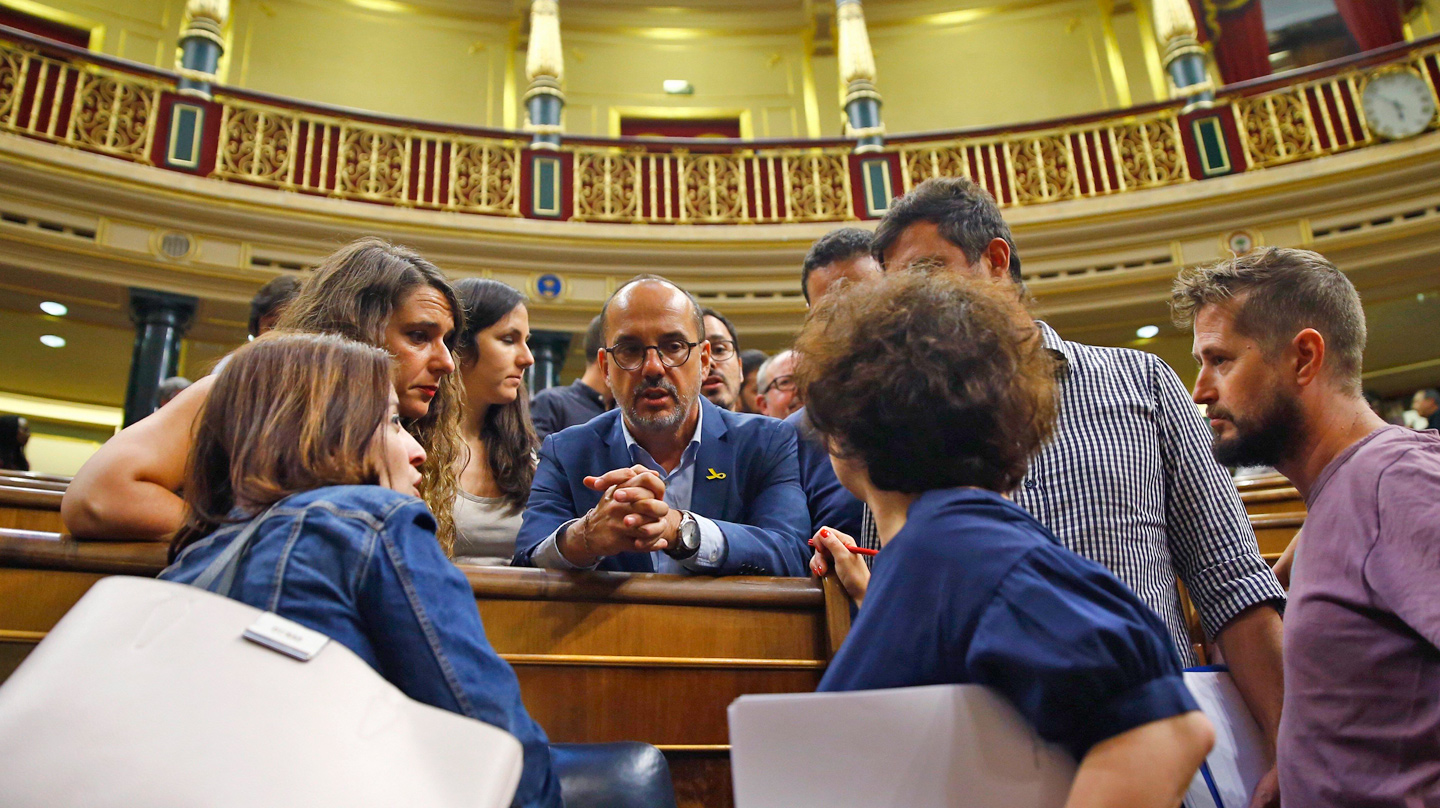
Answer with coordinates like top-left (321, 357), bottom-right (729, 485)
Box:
top-left (1232, 47), bottom-right (1440, 169)
top-left (0, 42), bottom-right (160, 164)
top-left (2, 27), bottom-right (1439, 226)
top-left (571, 147), bottom-right (853, 223)
top-left (895, 108), bottom-right (1191, 205)
top-left (211, 98), bottom-right (523, 215)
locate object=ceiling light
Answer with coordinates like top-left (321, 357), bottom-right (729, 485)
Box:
top-left (1136, 325), bottom-right (1160, 339)
top-left (663, 79), bottom-right (694, 95)
top-left (39, 334), bottom-right (66, 348)
top-left (39, 301), bottom-right (68, 316)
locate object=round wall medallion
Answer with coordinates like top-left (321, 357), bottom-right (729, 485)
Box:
top-left (1225, 230), bottom-right (1257, 256)
top-left (156, 231), bottom-right (195, 260)
top-left (534, 273), bottom-right (564, 300)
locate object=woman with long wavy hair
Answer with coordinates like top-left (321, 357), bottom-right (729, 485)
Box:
top-left (63, 237), bottom-right (466, 554)
top-left (451, 278), bottom-right (539, 564)
top-left (161, 331), bottom-right (560, 808)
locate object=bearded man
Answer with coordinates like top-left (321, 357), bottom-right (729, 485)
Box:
top-left (1174, 247), bottom-right (1440, 808)
top-left (514, 276), bottom-right (810, 576)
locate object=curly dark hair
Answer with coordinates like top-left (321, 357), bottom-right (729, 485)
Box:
top-left (795, 272), bottom-right (1058, 494)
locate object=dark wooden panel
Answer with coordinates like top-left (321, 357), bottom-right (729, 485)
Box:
top-left (515, 666), bottom-right (820, 745)
top-left (478, 597), bottom-right (826, 660)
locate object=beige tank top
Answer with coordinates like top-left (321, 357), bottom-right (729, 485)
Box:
top-left (451, 490), bottom-right (523, 566)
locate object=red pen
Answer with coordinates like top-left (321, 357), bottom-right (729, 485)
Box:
top-left (808, 537), bottom-right (879, 556)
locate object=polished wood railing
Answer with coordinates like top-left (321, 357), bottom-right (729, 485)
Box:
top-left (2, 25), bottom-right (1438, 227)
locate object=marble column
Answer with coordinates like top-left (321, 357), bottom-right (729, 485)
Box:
top-left (123, 289), bottom-right (197, 426)
top-left (524, 0), bottom-right (565, 149)
top-left (837, 0), bottom-right (883, 151)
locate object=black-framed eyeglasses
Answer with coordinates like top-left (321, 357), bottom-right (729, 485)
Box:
top-left (762, 374), bottom-right (796, 394)
top-left (708, 339), bottom-right (736, 362)
top-left (606, 339), bottom-right (700, 371)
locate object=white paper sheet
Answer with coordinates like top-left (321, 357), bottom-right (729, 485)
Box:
top-left (1181, 671), bottom-right (1268, 808)
top-left (728, 684), bottom-right (1077, 808)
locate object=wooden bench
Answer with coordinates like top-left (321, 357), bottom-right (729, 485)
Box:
top-left (0, 528), bottom-right (852, 808)
top-left (0, 486), bottom-right (63, 533)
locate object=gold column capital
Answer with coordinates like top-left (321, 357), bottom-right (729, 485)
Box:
top-left (526, 0), bottom-right (565, 87)
top-left (182, 0), bottom-right (229, 46)
top-left (1151, 0), bottom-right (1198, 44)
top-left (837, 0), bottom-right (878, 93)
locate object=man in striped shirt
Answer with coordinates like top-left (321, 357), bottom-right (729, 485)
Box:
top-left (857, 177), bottom-right (1285, 808)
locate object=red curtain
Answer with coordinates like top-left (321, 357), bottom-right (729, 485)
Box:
top-left (1189, 0), bottom-right (1272, 84)
top-left (1334, 0), bottom-right (1405, 51)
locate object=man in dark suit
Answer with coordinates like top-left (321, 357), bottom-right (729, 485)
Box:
top-left (784, 227), bottom-right (881, 543)
top-left (514, 275), bottom-right (809, 576)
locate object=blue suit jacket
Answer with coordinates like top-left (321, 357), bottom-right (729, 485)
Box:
top-left (515, 399), bottom-right (810, 576)
top-left (784, 407), bottom-right (865, 540)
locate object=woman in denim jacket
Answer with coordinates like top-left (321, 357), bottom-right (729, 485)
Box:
top-left (160, 331), bottom-right (561, 808)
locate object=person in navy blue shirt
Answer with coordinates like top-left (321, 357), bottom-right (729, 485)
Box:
top-left (800, 271), bottom-right (1214, 806)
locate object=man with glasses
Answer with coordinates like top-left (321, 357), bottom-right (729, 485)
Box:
top-left (756, 350), bottom-right (802, 419)
top-left (700, 307), bottom-right (743, 412)
top-left (514, 275), bottom-right (811, 576)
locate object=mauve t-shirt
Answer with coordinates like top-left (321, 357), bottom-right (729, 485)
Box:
top-left (1279, 425), bottom-right (1440, 807)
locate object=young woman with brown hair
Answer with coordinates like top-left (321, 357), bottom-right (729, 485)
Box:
top-left (451, 278), bottom-right (538, 564)
top-left (160, 331), bottom-right (560, 808)
top-left (63, 238), bottom-right (466, 552)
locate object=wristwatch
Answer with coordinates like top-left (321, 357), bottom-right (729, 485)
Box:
top-left (665, 510), bottom-right (701, 560)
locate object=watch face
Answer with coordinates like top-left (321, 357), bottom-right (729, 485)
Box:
top-left (1362, 71), bottom-right (1437, 141)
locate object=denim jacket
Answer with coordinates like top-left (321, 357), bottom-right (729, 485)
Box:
top-left (160, 485), bottom-right (561, 808)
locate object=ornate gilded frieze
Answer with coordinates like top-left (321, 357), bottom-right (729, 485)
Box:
top-left (211, 98), bottom-right (521, 215)
top-left (898, 110), bottom-right (1190, 206)
top-left (0, 43), bottom-right (158, 164)
top-left (571, 147), bottom-right (853, 224)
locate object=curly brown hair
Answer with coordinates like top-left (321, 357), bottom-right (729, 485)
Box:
top-left (795, 272), bottom-right (1058, 494)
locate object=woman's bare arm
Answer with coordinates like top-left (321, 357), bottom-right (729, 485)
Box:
top-left (61, 376), bottom-right (214, 540)
top-left (1065, 711), bottom-right (1214, 808)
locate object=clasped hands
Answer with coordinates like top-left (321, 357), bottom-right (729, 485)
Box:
top-left (557, 464), bottom-right (683, 567)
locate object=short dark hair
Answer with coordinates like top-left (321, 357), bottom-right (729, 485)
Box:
top-left (248, 275), bottom-right (302, 337)
top-left (796, 271), bottom-right (1058, 494)
top-left (871, 177), bottom-right (1022, 283)
top-left (740, 349), bottom-right (768, 379)
top-left (701, 307), bottom-right (739, 350)
top-left (599, 274), bottom-right (704, 342)
top-left (802, 228), bottom-right (874, 304)
top-left (1420, 389), bottom-right (1440, 405)
top-left (582, 314), bottom-right (604, 364)
top-left (1171, 247), bottom-right (1367, 395)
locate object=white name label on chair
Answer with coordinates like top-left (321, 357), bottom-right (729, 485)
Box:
top-left (242, 612), bottom-right (331, 662)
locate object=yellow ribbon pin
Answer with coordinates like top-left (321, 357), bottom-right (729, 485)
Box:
top-left (705, 468), bottom-right (727, 480)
